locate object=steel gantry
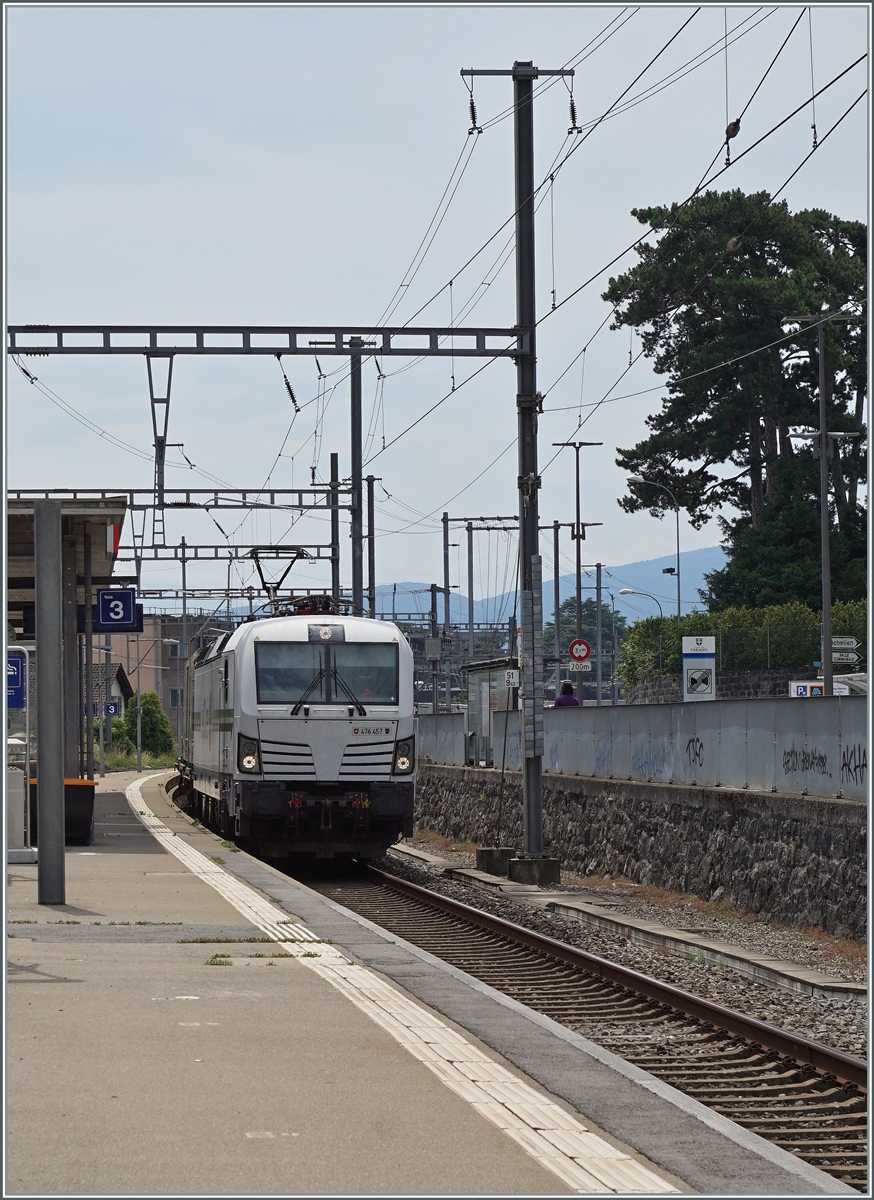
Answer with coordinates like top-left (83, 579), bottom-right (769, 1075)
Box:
top-left (8, 323), bottom-right (520, 612)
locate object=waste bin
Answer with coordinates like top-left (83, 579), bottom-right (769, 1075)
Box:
top-left (29, 778), bottom-right (96, 846)
top-left (7, 767), bottom-right (26, 848)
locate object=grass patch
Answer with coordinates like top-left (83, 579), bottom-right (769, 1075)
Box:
top-left (191, 819), bottom-right (202, 828)
top-left (299, 951), bottom-right (319, 958)
top-left (103, 750), bottom-right (178, 771)
top-left (209, 856), bottom-right (225, 865)
top-left (8, 920), bottom-right (36, 924)
top-left (219, 840), bottom-right (239, 852)
top-left (205, 954), bottom-right (233, 966)
top-left (48, 920), bottom-right (80, 925)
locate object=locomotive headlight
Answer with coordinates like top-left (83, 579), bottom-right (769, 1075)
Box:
top-left (393, 738), bottom-right (414, 775)
top-left (238, 736), bottom-right (261, 774)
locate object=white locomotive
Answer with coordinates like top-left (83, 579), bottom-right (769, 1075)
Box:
top-left (177, 606), bottom-right (416, 859)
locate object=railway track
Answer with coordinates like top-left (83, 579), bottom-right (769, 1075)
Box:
top-left (311, 866), bottom-right (867, 1192)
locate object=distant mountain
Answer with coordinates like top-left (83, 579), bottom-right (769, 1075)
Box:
top-left (374, 546), bottom-right (727, 625)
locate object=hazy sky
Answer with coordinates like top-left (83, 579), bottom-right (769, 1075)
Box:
top-left (4, 3), bottom-right (869, 613)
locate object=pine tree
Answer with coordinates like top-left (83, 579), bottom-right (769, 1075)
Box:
top-left (602, 189), bottom-right (866, 608)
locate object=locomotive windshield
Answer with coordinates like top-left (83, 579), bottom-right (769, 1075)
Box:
top-left (255, 642), bottom-right (399, 705)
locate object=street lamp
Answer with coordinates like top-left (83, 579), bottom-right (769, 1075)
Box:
top-left (553, 441), bottom-right (603, 640)
top-left (627, 475), bottom-right (681, 626)
top-left (619, 588), bottom-right (664, 618)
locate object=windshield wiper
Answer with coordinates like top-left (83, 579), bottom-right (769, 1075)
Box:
top-left (332, 669), bottom-right (367, 717)
top-left (291, 668), bottom-right (326, 716)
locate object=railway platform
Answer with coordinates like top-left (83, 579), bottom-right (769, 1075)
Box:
top-left (6, 771), bottom-right (855, 1196)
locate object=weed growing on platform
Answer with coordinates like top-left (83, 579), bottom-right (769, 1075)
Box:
top-left (178, 937), bottom-right (273, 944)
top-left (210, 856), bottom-right (225, 865)
top-left (220, 840), bottom-right (239, 851)
top-left (205, 954), bottom-right (233, 966)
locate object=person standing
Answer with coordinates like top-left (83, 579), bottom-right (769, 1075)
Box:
top-left (554, 681), bottom-right (580, 707)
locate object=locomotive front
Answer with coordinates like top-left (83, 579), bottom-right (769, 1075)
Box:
top-left (184, 613), bottom-right (416, 859)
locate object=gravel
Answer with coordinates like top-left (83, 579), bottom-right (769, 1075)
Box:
top-left (399, 841), bottom-right (866, 983)
top-left (381, 848), bottom-right (868, 1059)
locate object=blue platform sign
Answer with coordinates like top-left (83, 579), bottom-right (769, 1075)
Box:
top-left (7, 654), bottom-right (25, 709)
top-left (105, 700), bottom-right (121, 718)
top-left (97, 588), bottom-right (137, 629)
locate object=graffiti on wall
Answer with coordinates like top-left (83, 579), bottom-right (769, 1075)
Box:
top-left (685, 736), bottom-right (704, 767)
top-left (840, 743), bottom-right (867, 786)
top-left (631, 744), bottom-right (669, 778)
top-left (782, 744), bottom-right (830, 777)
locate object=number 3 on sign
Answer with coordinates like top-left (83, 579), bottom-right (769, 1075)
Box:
top-left (97, 588), bottom-right (136, 628)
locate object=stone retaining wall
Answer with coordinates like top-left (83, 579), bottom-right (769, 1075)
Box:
top-left (626, 667), bottom-right (819, 705)
top-left (416, 765), bottom-right (866, 940)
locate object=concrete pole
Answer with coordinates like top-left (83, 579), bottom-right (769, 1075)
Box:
top-left (106, 632), bottom-right (113, 749)
top-left (430, 583), bottom-right (439, 714)
top-left (61, 531), bottom-right (79, 777)
top-left (330, 453), bottom-right (341, 603)
top-left (350, 340), bottom-right (364, 613)
top-left (366, 475), bottom-right (376, 618)
top-left (135, 633), bottom-right (142, 772)
top-left (467, 522), bottom-right (475, 660)
top-left (98, 652), bottom-right (105, 777)
top-left (513, 62), bottom-right (544, 859)
top-left (818, 323), bottom-right (833, 697)
top-left (442, 512), bottom-right (451, 711)
top-left (574, 446), bottom-right (583, 641)
top-left (84, 525), bottom-right (94, 779)
top-left (553, 521), bottom-right (561, 673)
top-left (596, 562), bottom-right (603, 706)
top-left (77, 634), bottom-right (84, 776)
top-left (34, 500), bottom-right (65, 905)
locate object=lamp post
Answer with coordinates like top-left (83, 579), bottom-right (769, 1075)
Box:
top-left (619, 587), bottom-right (664, 618)
top-left (552, 442), bottom-right (602, 640)
top-left (627, 475), bottom-right (681, 626)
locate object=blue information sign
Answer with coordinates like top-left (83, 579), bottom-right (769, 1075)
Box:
top-left (7, 654), bottom-right (25, 709)
top-left (105, 700), bottom-right (121, 718)
top-left (97, 588), bottom-right (137, 629)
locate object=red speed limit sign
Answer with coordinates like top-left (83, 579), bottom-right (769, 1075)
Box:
top-left (568, 639), bottom-right (592, 662)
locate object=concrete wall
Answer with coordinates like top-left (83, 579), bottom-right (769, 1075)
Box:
top-left (415, 765), bottom-right (867, 939)
top-left (418, 696), bottom-right (867, 801)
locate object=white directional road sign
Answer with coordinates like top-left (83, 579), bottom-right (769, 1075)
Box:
top-left (682, 636), bottom-right (716, 702)
top-left (831, 636), bottom-right (859, 650)
top-left (832, 651), bottom-right (860, 664)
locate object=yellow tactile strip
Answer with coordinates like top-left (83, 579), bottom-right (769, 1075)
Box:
top-left (126, 777), bottom-right (678, 1194)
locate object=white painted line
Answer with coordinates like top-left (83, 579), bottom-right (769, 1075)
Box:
top-left (125, 776), bottom-right (679, 1194)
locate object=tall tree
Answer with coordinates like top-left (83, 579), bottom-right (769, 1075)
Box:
top-left (543, 597), bottom-right (626, 656)
top-left (602, 189), bottom-right (866, 609)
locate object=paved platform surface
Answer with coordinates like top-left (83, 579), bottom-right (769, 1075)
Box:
top-left (6, 771), bottom-right (854, 1197)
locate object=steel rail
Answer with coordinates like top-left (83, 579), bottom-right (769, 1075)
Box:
top-left (367, 865), bottom-right (867, 1090)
